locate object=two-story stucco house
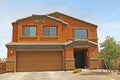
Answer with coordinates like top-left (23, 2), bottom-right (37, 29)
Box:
top-left (6, 12), bottom-right (99, 72)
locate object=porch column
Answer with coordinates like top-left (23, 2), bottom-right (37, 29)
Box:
top-left (64, 46), bottom-right (75, 70)
top-left (6, 49), bottom-right (16, 72)
top-left (88, 47), bottom-right (99, 69)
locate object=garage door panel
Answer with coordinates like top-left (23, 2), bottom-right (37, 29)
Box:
top-left (17, 52), bottom-right (61, 57)
top-left (16, 51), bottom-right (63, 71)
top-left (17, 54), bottom-right (61, 57)
top-left (17, 61), bottom-right (62, 66)
top-left (17, 57), bottom-right (61, 62)
top-left (17, 64), bottom-right (62, 67)
top-left (17, 59), bottom-right (61, 62)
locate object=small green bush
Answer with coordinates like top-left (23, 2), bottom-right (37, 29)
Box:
top-left (73, 68), bottom-right (82, 73)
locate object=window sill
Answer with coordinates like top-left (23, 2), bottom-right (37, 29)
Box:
top-left (42, 36), bottom-right (58, 38)
top-left (21, 36), bottom-right (39, 38)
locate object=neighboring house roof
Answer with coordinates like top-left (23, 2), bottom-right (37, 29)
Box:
top-left (47, 11), bottom-right (98, 27)
top-left (12, 15), bottom-right (68, 25)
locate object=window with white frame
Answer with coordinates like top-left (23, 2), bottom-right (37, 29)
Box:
top-left (75, 29), bottom-right (88, 38)
top-left (23, 26), bottom-right (36, 37)
top-left (44, 27), bottom-right (57, 36)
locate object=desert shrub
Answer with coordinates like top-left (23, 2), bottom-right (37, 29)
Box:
top-left (73, 68), bottom-right (82, 73)
top-left (0, 58), bottom-right (7, 70)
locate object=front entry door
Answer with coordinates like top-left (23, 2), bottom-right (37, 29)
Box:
top-left (74, 51), bottom-right (85, 68)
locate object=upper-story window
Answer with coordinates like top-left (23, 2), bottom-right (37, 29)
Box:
top-left (44, 27), bottom-right (57, 37)
top-left (75, 29), bottom-right (88, 39)
top-left (23, 26), bottom-right (37, 37)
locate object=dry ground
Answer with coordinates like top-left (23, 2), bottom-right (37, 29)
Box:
top-left (0, 69), bottom-right (120, 80)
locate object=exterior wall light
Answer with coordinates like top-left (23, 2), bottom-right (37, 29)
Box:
top-left (10, 50), bottom-right (13, 54)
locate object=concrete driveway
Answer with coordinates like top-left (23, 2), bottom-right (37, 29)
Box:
top-left (0, 70), bottom-right (120, 80)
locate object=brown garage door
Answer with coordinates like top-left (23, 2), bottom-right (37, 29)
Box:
top-left (16, 51), bottom-right (63, 72)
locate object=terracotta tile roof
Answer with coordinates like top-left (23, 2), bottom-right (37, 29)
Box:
top-left (47, 11), bottom-right (98, 27)
top-left (66, 39), bottom-right (98, 46)
top-left (47, 15), bottom-right (68, 24)
top-left (6, 42), bottom-right (66, 46)
top-left (12, 15), bottom-right (68, 25)
top-left (6, 39), bottom-right (97, 46)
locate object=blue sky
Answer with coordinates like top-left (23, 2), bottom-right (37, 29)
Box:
top-left (0, 0), bottom-right (120, 58)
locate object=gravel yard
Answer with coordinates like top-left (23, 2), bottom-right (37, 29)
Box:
top-left (0, 69), bottom-right (120, 80)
